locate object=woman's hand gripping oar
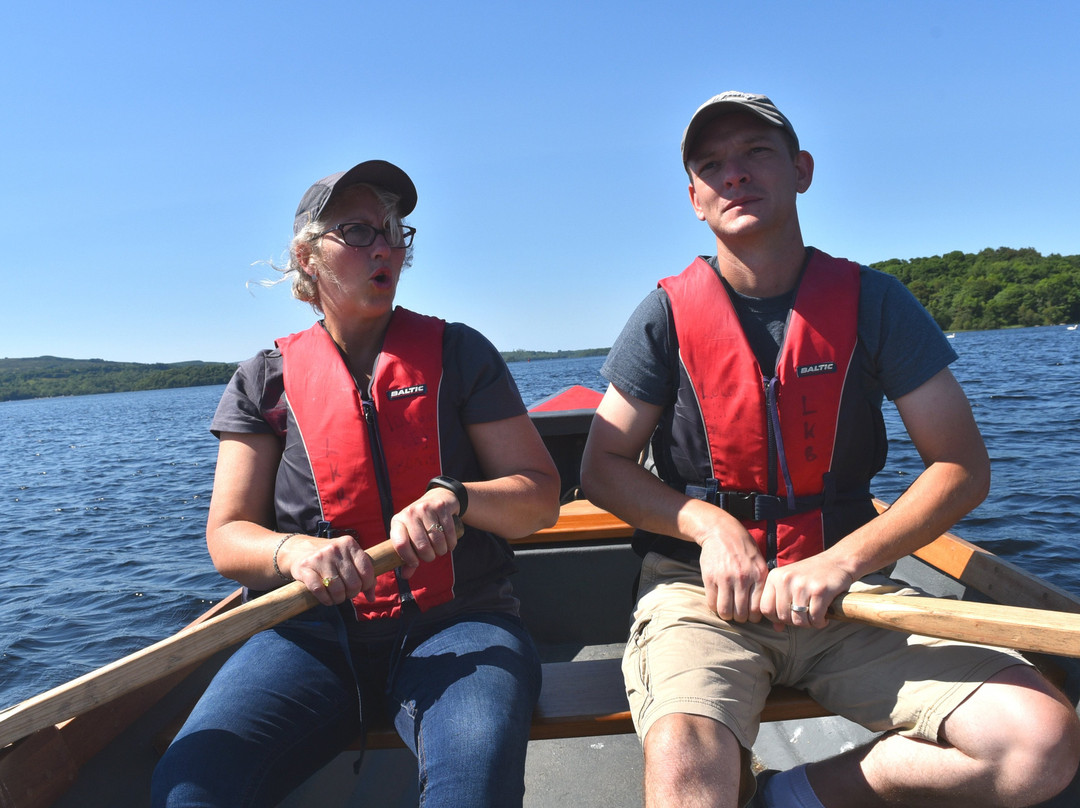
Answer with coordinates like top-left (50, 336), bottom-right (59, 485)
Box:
top-left (0, 517), bottom-right (463, 749)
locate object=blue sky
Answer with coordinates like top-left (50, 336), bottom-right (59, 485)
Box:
top-left (2, 1), bottom-right (1077, 363)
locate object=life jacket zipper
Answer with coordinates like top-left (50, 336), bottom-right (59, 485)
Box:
top-left (763, 375), bottom-right (779, 568)
top-left (360, 396), bottom-right (396, 535)
top-left (763, 375), bottom-right (798, 568)
top-left (360, 393), bottom-right (416, 605)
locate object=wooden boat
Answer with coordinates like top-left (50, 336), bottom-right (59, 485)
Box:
top-left (2, 385), bottom-right (1080, 807)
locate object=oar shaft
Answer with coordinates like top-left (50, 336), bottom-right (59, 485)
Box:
top-left (0, 519), bottom-right (460, 749)
top-left (829, 592), bottom-right (1080, 657)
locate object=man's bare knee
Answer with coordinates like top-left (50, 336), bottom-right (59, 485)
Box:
top-left (643, 714), bottom-right (743, 808)
top-left (943, 666), bottom-right (1080, 803)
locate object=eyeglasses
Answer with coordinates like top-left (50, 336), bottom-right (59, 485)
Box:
top-left (319, 222), bottom-right (416, 249)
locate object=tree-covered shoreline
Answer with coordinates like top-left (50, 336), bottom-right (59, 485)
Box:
top-left (0, 357), bottom-right (238, 402)
top-left (501, 348), bottom-right (610, 363)
top-left (872, 247), bottom-right (1080, 331)
top-left (4, 247), bottom-right (1077, 401)
top-left (0, 352), bottom-right (612, 402)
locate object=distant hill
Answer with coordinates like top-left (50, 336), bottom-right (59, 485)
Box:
top-left (0, 352), bottom-right (617, 401)
top-left (0, 357), bottom-right (238, 402)
top-left (501, 348), bottom-right (609, 363)
top-left (0, 351), bottom-right (613, 402)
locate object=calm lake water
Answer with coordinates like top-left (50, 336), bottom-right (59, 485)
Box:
top-left (2, 326), bottom-right (1079, 710)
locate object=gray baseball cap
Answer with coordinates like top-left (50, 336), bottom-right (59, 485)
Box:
top-left (681, 91), bottom-right (799, 166)
top-left (293, 160), bottom-right (417, 235)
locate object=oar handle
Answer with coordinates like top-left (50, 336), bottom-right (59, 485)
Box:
top-left (0, 516), bottom-right (463, 749)
top-left (828, 591), bottom-right (1080, 658)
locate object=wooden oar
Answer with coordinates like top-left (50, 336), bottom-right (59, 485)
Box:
top-left (829, 591), bottom-right (1080, 657)
top-left (0, 519), bottom-right (461, 750)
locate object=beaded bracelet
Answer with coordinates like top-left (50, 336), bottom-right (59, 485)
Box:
top-left (273, 533), bottom-right (300, 580)
top-left (426, 476), bottom-right (468, 517)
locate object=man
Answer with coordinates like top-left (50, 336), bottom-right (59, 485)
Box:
top-left (580, 92), bottom-right (1080, 808)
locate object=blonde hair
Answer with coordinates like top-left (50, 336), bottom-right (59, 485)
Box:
top-left (267, 183), bottom-right (414, 313)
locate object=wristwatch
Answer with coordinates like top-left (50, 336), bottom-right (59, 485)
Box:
top-left (426, 475), bottom-right (468, 516)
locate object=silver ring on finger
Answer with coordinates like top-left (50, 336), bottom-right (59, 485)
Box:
top-left (426, 522), bottom-right (444, 533)
top-left (790, 604), bottom-right (810, 614)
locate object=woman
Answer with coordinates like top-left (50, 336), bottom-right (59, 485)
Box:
top-left (152, 160), bottom-right (561, 807)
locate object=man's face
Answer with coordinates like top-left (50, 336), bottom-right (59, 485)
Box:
top-left (686, 111), bottom-right (812, 243)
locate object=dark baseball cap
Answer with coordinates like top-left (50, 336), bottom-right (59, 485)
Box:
top-left (681, 92), bottom-right (799, 166)
top-left (293, 160), bottom-right (417, 235)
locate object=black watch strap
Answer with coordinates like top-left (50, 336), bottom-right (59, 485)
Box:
top-left (426, 475), bottom-right (468, 516)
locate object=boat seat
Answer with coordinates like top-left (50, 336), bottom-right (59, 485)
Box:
top-left (360, 656), bottom-right (830, 750)
top-left (151, 656), bottom-right (831, 756)
top-left (351, 501), bottom-right (1071, 751)
top-left (355, 501), bottom-right (834, 749)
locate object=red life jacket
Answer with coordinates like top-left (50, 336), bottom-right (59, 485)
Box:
top-left (659, 251), bottom-right (862, 566)
top-left (276, 308), bottom-right (455, 619)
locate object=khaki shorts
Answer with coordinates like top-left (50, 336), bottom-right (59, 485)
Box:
top-left (622, 552), bottom-right (1029, 750)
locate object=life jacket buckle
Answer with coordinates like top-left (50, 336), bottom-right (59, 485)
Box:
top-left (684, 479), bottom-right (761, 521)
top-left (716, 491), bottom-right (759, 521)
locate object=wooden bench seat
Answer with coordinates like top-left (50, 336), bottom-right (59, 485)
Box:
top-left (361, 656), bottom-right (830, 750)
top-left (353, 501), bottom-right (832, 749)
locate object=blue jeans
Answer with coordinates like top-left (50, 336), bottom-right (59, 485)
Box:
top-left (152, 607), bottom-right (541, 807)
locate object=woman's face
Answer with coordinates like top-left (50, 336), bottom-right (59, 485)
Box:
top-left (310, 185), bottom-right (406, 323)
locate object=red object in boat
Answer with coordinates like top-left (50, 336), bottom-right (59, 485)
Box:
top-left (528, 385), bottom-right (603, 413)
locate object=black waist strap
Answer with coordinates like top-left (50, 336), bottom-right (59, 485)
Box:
top-left (685, 475), bottom-right (852, 521)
